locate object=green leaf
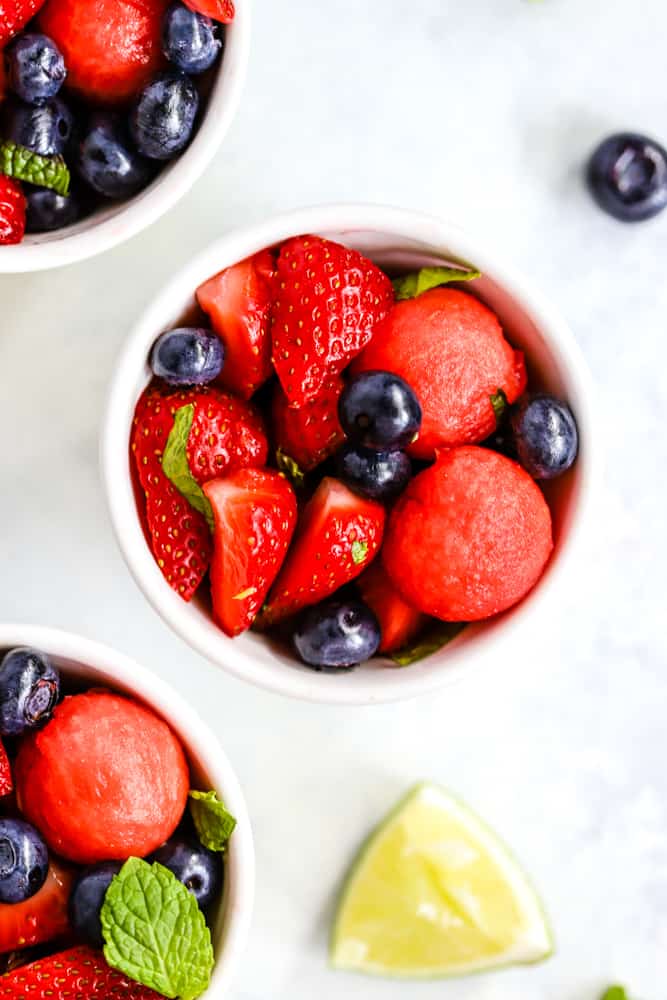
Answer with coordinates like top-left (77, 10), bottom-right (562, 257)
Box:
top-left (162, 404), bottom-right (214, 531)
top-left (392, 265), bottom-right (481, 301)
top-left (490, 388), bottom-right (508, 425)
top-left (0, 140), bottom-right (70, 196)
top-left (101, 857), bottom-right (214, 1000)
top-left (351, 540), bottom-right (368, 565)
top-left (391, 622), bottom-right (466, 666)
top-left (189, 789), bottom-right (237, 853)
top-left (601, 989), bottom-right (630, 1000)
top-left (276, 447), bottom-right (306, 488)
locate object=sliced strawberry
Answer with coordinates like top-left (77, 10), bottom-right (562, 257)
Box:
top-left (184, 387), bottom-right (268, 484)
top-left (183, 0), bottom-right (234, 22)
top-left (272, 374), bottom-right (345, 471)
top-left (271, 236), bottom-right (394, 407)
top-left (0, 861), bottom-right (72, 955)
top-left (0, 945), bottom-right (162, 998)
top-left (357, 560), bottom-right (427, 654)
top-left (260, 477), bottom-right (385, 626)
top-left (196, 250), bottom-right (275, 400)
top-left (203, 469), bottom-right (297, 637)
top-left (0, 177), bottom-right (25, 246)
top-left (0, 0), bottom-right (46, 48)
top-left (0, 738), bottom-right (11, 797)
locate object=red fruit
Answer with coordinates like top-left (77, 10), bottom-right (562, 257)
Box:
top-left (357, 561), bottom-right (426, 654)
top-left (184, 387), bottom-right (268, 484)
top-left (15, 692), bottom-right (189, 864)
top-left (0, 945), bottom-right (162, 998)
top-left (183, 0), bottom-right (234, 22)
top-left (0, 0), bottom-right (46, 48)
top-left (260, 477), bottom-right (385, 626)
top-left (38, 0), bottom-right (168, 105)
top-left (196, 251), bottom-right (275, 400)
top-left (0, 861), bottom-right (72, 955)
top-left (351, 288), bottom-right (527, 459)
top-left (382, 447), bottom-right (553, 621)
top-left (272, 374), bottom-right (345, 470)
top-left (131, 387), bottom-right (212, 601)
top-left (271, 236), bottom-right (394, 407)
top-left (0, 738), bottom-right (11, 796)
top-left (203, 469), bottom-right (297, 637)
top-left (0, 177), bottom-right (25, 246)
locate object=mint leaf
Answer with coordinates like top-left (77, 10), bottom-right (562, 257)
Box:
top-left (0, 140), bottom-right (70, 196)
top-left (189, 790), bottom-right (237, 852)
top-left (101, 857), bottom-right (214, 1000)
top-left (392, 265), bottom-right (481, 301)
top-left (490, 388), bottom-right (508, 425)
top-left (162, 404), bottom-right (214, 531)
top-left (276, 446), bottom-right (306, 488)
top-left (391, 622), bottom-right (466, 666)
top-left (351, 540), bottom-right (368, 565)
top-left (601, 989), bottom-right (630, 1000)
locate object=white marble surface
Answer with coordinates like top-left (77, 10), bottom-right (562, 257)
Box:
top-left (1, 0), bottom-right (665, 996)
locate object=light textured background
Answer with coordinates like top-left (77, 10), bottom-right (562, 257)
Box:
top-left (1, 0), bottom-right (665, 996)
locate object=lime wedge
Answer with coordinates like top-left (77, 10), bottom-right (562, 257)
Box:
top-left (331, 783), bottom-right (553, 978)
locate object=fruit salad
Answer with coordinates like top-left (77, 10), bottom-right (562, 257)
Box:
top-left (0, 0), bottom-right (234, 244)
top-left (129, 235), bottom-right (580, 672)
top-left (0, 645), bottom-right (236, 999)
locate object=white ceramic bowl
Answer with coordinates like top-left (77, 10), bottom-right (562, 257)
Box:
top-left (102, 204), bottom-right (597, 706)
top-left (0, 624), bottom-right (254, 996)
top-left (0, 3), bottom-right (251, 273)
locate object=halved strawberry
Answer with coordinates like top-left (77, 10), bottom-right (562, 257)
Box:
top-left (357, 561), bottom-right (426, 654)
top-left (0, 177), bottom-right (25, 246)
top-left (0, 738), bottom-right (12, 797)
top-left (260, 477), bottom-right (385, 626)
top-left (0, 945), bottom-right (162, 998)
top-left (272, 374), bottom-right (345, 471)
top-left (0, 0), bottom-right (47, 48)
top-left (184, 387), bottom-right (268, 484)
top-left (0, 861), bottom-right (72, 955)
top-left (183, 0), bottom-right (234, 22)
top-left (196, 250), bottom-right (275, 400)
top-left (203, 469), bottom-right (297, 637)
top-left (271, 236), bottom-right (394, 407)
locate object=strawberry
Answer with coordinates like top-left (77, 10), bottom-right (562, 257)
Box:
top-left (0, 177), bottom-right (25, 246)
top-left (0, 0), bottom-right (46, 47)
top-left (260, 477), bottom-right (385, 626)
top-left (183, 387), bottom-right (268, 484)
top-left (183, 0), bottom-right (234, 23)
top-left (0, 738), bottom-right (11, 796)
top-left (196, 250), bottom-right (275, 400)
top-left (357, 561), bottom-right (426, 654)
top-left (0, 945), bottom-right (162, 998)
top-left (0, 861), bottom-right (72, 955)
top-left (272, 374), bottom-right (345, 471)
top-left (38, 0), bottom-right (168, 105)
top-left (203, 469), bottom-right (297, 637)
top-left (271, 236), bottom-right (394, 407)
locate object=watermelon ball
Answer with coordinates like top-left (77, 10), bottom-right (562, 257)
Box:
top-left (351, 288), bottom-right (526, 459)
top-left (14, 691), bottom-right (189, 865)
top-left (382, 446), bottom-right (553, 621)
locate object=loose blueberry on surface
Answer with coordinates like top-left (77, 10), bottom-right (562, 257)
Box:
top-left (150, 836), bottom-right (222, 909)
top-left (4, 97), bottom-right (73, 156)
top-left (151, 327), bottom-right (224, 386)
top-left (587, 133), bottom-right (667, 222)
top-left (68, 862), bottom-right (122, 947)
top-left (5, 33), bottom-right (66, 106)
top-left (162, 1), bottom-right (222, 75)
top-left (339, 371), bottom-right (422, 450)
top-left (0, 819), bottom-right (49, 904)
top-left (0, 647), bottom-right (60, 737)
top-left (76, 113), bottom-right (153, 200)
top-left (510, 394), bottom-right (578, 480)
top-left (25, 187), bottom-right (80, 232)
top-left (336, 443), bottom-right (411, 501)
top-left (130, 71), bottom-right (199, 161)
top-left (293, 600), bottom-right (381, 670)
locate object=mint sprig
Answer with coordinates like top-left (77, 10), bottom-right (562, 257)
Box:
top-left (392, 265), bottom-right (481, 301)
top-left (0, 140), bottom-right (70, 196)
top-left (189, 790), bottom-right (237, 852)
top-left (351, 540), bottom-right (368, 565)
top-left (391, 622), bottom-right (466, 666)
top-left (162, 404), bottom-right (214, 531)
top-left (101, 857), bottom-right (214, 1000)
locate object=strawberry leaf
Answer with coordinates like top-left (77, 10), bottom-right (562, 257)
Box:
top-left (392, 265), bottom-right (480, 301)
top-left (189, 790), bottom-right (237, 852)
top-left (0, 140), bottom-right (70, 196)
top-left (276, 447), bottom-right (306, 488)
top-left (391, 622), bottom-right (466, 666)
top-left (162, 404), bottom-right (214, 531)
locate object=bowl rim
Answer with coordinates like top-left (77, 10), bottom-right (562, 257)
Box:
top-left (101, 202), bottom-right (599, 706)
top-left (0, 0), bottom-right (252, 274)
top-left (0, 623), bottom-right (255, 996)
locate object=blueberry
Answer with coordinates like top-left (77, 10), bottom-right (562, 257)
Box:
top-left (336, 444), bottom-right (411, 501)
top-left (293, 600), bottom-right (381, 670)
top-left (69, 862), bottom-right (122, 947)
top-left (76, 113), bottom-right (153, 199)
top-left (162, 2), bottom-right (221, 75)
top-left (0, 648), bottom-right (59, 737)
top-left (5, 34), bottom-right (66, 106)
top-left (4, 97), bottom-right (73, 156)
top-left (0, 819), bottom-right (48, 904)
top-left (151, 327), bottom-right (224, 386)
top-left (25, 187), bottom-right (80, 233)
top-left (587, 133), bottom-right (667, 222)
top-left (130, 71), bottom-right (199, 161)
top-left (150, 837), bottom-right (222, 909)
top-left (339, 371), bottom-right (422, 450)
top-left (510, 394), bottom-right (578, 480)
